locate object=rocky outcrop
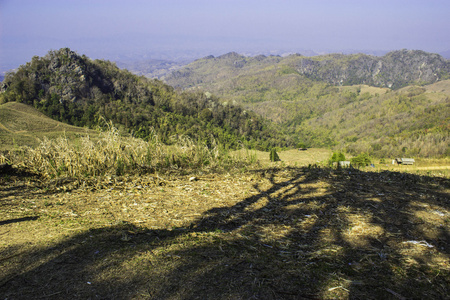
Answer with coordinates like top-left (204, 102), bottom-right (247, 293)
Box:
top-left (166, 49), bottom-right (450, 90)
top-left (46, 49), bottom-right (91, 102)
top-left (0, 48), bottom-right (153, 105)
top-left (294, 50), bottom-right (449, 89)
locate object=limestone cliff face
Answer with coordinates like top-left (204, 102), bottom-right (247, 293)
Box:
top-left (45, 48), bottom-right (93, 102)
top-left (165, 50), bottom-right (450, 90)
top-left (295, 50), bottom-right (449, 89)
top-left (1, 48), bottom-right (104, 103)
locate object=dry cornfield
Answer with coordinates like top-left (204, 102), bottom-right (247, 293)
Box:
top-left (8, 122), bottom-right (252, 180)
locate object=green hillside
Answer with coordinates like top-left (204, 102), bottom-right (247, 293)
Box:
top-left (299, 81), bottom-right (450, 157)
top-left (2, 48), bottom-right (448, 157)
top-left (0, 102), bottom-right (94, 150)
top-left (165, 51), bottom-right (450, 157)
top-left (0, 48), bottom-right (293, 151)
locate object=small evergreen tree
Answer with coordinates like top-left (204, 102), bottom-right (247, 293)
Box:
top-left (270, 148), bottom-right (280, 162)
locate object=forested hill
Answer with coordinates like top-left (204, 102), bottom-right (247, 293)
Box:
top-left (165, 50), bottom-right (450, 158)
top-left (165, 50), bottom-right (450, 90)
top-left (0, 48), bottom-right (292, 150)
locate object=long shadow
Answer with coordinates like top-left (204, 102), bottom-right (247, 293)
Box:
top-left (1, 167), bottom-right (449, 299)
top-left (0, 216), bottom-right (39, 226)
top-left (0, 176), bottom-right (82, 213)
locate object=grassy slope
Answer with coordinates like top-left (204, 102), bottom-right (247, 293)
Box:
top-left (0, 102), bottom-right (95, 151)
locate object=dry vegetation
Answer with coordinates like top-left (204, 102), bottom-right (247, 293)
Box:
top-left (1, 49), bottom-right (448, 299)
top-left (0, 102), bottom-right (94, 150)
top-left (1, 133), bottom-right (449, 299)
top-left (19, 124), bottom-right (227, 178)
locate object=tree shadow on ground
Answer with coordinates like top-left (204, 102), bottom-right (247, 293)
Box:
top-left (1, 167), bottom-right (449, 299)
top-left (0, 216), bottom-right (39, 226)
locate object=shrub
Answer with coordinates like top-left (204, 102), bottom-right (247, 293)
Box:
top-left (351, 153), bottom-right (371, 167)
top-left (328, 152), bottom-right (346, 166)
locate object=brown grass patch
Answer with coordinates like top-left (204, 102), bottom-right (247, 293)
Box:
top-left (1, 166), bottom-right (449, 299)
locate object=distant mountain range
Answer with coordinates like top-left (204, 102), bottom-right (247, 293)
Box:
top-left (165, 50), bottom-right (450, 90)
top-left (164, 50), bottom-right (450, 157)
top-left (113, 49), bottom-right (450, 80)
top-left (2, 47), bottom-right (449, 79)
top-left (115, 59), bottom-right (186, 79)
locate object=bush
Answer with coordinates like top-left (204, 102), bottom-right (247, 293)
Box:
top-left (328, 152), bottom-right (346, 166)
top-left (351, 153), bottom-right (371, 167)
top-left (297, 142), bottom-right (307, 149)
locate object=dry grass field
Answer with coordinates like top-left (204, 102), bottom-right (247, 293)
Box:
top-left (0, 102), bottom-right (95, 151)
top-left (233, 148), bottom-right (332, 167)
top-left (423, 79), bottom-right (450, 94)
top-left (1, 144), bottom-right (449, 299)
top-left (237, 148), bottom-right (450, 178)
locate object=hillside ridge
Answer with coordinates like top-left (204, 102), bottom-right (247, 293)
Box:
top-left (0, 48), bottom-right (292, 150)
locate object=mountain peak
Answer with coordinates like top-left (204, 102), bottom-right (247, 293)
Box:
top-left (217, 52), bottom-right (244, 59)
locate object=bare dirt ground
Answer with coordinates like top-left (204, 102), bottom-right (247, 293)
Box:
top-left (1, 162), bottom-right (449, 299)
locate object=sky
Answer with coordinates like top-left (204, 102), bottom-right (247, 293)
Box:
top-left (1, 0), bottom-right (449, 70)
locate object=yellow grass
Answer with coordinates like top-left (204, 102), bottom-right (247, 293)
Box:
top-left (233, 148), bottom-right (332, 167)
top-left (0, 102), bottom-right (95, 151)
top-left (423, 79), bottom-right (450, 94)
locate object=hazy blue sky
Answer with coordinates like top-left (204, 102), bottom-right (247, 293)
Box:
top-left (1, 0), bottom-right (449, 69)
